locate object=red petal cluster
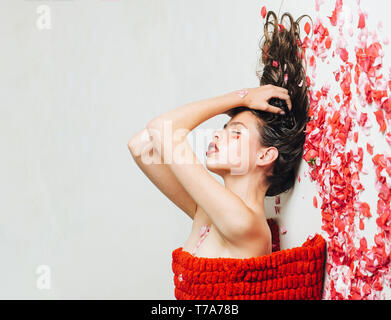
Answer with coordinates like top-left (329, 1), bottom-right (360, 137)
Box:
top-left (303, 0), bottom-right (391, 300)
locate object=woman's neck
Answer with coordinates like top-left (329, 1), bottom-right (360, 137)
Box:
top-left (222, 173), bottom-right (268, 218)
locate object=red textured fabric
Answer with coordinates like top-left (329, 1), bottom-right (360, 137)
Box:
top-left (171, 219), bottom-right (326, 300)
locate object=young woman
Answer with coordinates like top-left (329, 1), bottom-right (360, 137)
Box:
top-left (128, 11), bottom-right (310, 260)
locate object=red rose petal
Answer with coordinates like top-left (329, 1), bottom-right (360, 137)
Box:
top-left (325, 37), bottom-right (332, 49)
top-left (354, 132), bottom-right (359, 143)
top-left (340, 48), bottom-right (349, 62)
top-left (360, 202), bottom-right (372, 218)
top-left (358, 13), bottom-right (366, 29)
top-left (305, 22), bottom-right (311, 35)
top-left (366, 143), bottom-right (373, 155)
top-left (374, 109), bottom-right (387, 132)
top-left (303, 0), bottom-right (391, 300)
top-left (261, 6), bottom-right (267, 19)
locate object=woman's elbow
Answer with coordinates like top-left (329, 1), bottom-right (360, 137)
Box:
top-left (128, 128), bottom-right (151, 157)
top-left (127, 136), bottom-right (139, 157)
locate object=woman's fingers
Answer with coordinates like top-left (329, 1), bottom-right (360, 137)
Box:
top-left (265, 103), bottom-right (286, 115)
top-left (267, 87), bottom-right (292, 111)
top-left (246, 85), bottom-right (292, 114)
top-left (266, 84), bottom-right (289, 95)
top-left (276, 86), bottom-right (289, 95)
top-left (278, 93), bottom-right (292, 111)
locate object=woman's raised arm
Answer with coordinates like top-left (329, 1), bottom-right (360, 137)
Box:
top-left (128, 128), bottom-right (198, 220)
top-left (145, 89), bottom-right (260, 244)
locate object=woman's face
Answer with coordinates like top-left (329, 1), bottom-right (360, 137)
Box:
top-left (206, 111), bottom-right (264, 175)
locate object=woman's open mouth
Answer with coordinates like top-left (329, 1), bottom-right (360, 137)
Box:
top-left (206, 142), bottom-right (219, 156)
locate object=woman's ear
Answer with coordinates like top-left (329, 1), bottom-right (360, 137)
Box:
top-left (256, 147), bottom-right (279, 167)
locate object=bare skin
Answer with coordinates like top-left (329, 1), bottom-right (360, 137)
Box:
top-left (128, 85), bottom-right (291, 259)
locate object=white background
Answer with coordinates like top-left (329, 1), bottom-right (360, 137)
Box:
top-left (0, 0), bottom-right (389, 299)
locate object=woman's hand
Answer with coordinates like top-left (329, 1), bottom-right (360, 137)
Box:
top-left (243, 85), bottom-right (292, 115)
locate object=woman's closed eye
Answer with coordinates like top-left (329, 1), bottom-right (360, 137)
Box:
top-left (229, 128), bottom-right (241, 134)
top-left (229, 129), bottom-right (241, 139)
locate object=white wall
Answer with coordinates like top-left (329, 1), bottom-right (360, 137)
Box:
top-left (0, 0), bottom-right (389, 299)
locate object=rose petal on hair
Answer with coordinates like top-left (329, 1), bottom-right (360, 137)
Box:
top-left (273, 60), bottom-right (279, 68)
top-left (261, 6), bottom-right (267, 19)
top-left (305, 22), bottom-right (311, 35)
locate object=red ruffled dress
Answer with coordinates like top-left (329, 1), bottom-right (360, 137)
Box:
top-left (172, 219), bottom-right (326, 300)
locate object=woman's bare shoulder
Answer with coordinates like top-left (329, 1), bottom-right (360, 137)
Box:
top-left (232, 217), bottom-right (272, 257)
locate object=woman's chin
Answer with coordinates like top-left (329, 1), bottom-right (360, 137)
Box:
top-left (206, 158), bottom-right (224, 173)
top-left (206, 159), bottom-right (234, 175)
